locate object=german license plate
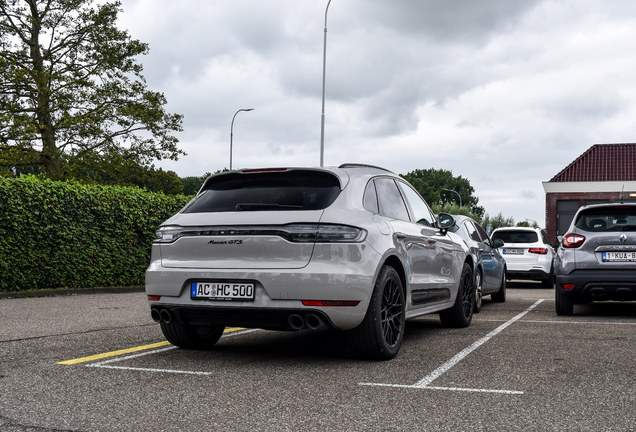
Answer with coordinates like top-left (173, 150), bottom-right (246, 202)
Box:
top-left (602, 252), bottom-right (636, 262)
top-left (191, 282), bottom-right (255, 301)
top-left (503, 248), bottom-right (524, 255)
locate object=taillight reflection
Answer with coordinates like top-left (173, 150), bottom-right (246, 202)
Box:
top-left (563, 234), bottom-right (585, 248)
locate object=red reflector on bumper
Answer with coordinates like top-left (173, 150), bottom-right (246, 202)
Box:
top-left (147, 295), bottom-right (161, 301)
top-left (562, 284), bottom-right (575, 290)
top-left (302, 300), bottom-right (360, 307)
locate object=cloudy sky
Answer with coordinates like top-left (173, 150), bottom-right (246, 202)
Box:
top-left (118, 0), bottom-right (636, 226)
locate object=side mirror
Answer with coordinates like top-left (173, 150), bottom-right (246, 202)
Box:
top-left (552, 241), bottom-right (561, 249)
top-left (493, 238), bottom-right (504, 248)
top-left (437, 213), bottom-right (455, 229)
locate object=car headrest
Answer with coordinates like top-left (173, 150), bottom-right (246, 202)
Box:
top-left (588, 219), bottom-right (607, 230)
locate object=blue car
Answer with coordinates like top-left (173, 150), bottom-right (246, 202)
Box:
top-left (448, 215), bottom-right (507, 312)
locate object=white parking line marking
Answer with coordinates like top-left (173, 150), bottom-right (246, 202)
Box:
top-left (360, 299), bottom-right (545, 394)
top-left (86, 328), bottom-right (259, 374)
top-left (91, 365), bottom-right (216, 376)
top-left (478, 319), bottom-right (636, 326)
top-left (88, 346), bottom-right (177, 366)
top-left (358, 383), bottom-right (523, 395)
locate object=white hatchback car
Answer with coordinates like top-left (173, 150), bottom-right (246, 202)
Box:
top-left (491, 227), bottom-right (555, 287)
top-left (146, 164), bottom-right (475, 360)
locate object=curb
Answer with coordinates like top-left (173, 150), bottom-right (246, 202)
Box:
top-left (0, 286), bottom-right (145, 299)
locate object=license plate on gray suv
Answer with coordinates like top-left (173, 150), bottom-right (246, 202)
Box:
top-left (191, 282), bottom-right (255, 301)
top-left (602, 252), bottom-right (636, 262)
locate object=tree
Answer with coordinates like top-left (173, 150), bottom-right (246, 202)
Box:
top-left (481, 212), bottom-right (515, 233)
top-left (401, 168), bottom-right (485, 218)
top-left (430, 202), bottom-right (483, 223)
top-left (0, 0), bottom-right (184, 181)
top-left (70, 155), bottom-right (184, 195)
top-left (516, 220), bottom-right (540, 228)
top-left (181, 172), bottom-right (211, 196)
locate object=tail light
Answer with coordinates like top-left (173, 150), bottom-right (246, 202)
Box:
top-left (302, 300), bottom-right (360, 306)
top-left (155, 224), bottom-right (367, 243)
top-left (563, 234), bottom-right (585, 248)
top-left (528, 248), bottom-right (548, 254)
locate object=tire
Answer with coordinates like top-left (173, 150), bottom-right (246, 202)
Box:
top-left (541, 277), bottom-right (554, 288)
top-left (555, 288), bottom-right (574, 316)
top-left (541, 266), bottom-right (555, 288)
top-left (160, 321), bottom-right (225, 349)
top-left (440, 263), bottom-right (474, 328)
top-left (474, 269), bottom-right (483, 313)
top-left (348, 265), bottom-right (405, 360)
top-left (491, 269), bottom-right (506, 303)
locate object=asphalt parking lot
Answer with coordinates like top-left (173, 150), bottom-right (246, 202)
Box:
top-left (1, 282), bottom-right (635, 432)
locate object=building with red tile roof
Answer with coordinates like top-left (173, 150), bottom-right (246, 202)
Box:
top-left (543, 143), bottom-right (636, 242)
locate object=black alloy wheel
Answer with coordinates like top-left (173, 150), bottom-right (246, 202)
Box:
top-left (440, 262), bottom-right (474, 328)
top-left (491, 269), bottom-right (507, 303)
top-left (348, 265), bottom-right (405, 360)
top-left (381, 273), bottom-right (404, 347)
top-left (474, 270), bottom-right (483, 313)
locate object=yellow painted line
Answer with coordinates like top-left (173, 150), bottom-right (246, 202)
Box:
top-left (57, 341), bottom-right (172, 365)
top-left (57, 327), bottom-right (245, 365)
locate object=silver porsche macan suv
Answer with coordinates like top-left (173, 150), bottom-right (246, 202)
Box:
top-left (555, 203), bottom-right (636, 315)
top-left (146, 164), bottom-right (474, 359)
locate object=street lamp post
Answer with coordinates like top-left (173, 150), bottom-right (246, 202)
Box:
top-left (320, 0), bottom-right (332, 167)
top-left (442, 188), bottom-right (462, 207)
top-left (230, 108), bottom-right (254, 170)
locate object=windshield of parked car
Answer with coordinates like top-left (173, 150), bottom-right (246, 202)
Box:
top-left (574, 206), bottom-right (636, 231)
top-left (491, 230), bottom-right (538, 244)
top-left (183, 170), bottom-right (341, 213)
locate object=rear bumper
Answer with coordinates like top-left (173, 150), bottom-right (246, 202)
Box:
top-left (556, 269), bottom-right (636, 301)
top-left (504, 256), bottom-right (553, 281)
top-left (150, 304), bottom-right (335, 331)
top-left (145, 241), bottom-right (380, 330)
top-left (507, 268), bottom-right (552, 281)
top-left (145, 265), bottom-right (372, 330)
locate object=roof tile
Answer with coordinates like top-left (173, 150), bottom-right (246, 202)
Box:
top-left (550, 143), bottom-right (636, 182)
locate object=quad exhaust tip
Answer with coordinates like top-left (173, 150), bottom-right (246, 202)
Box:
top-left (159, 309), bottom-right (172, 324)
top-left (288, 314), bottom-right (304, 330)
top-left (288, 313), bottom-right (323, 330)
top-left (150, 308), bottom-right (161, 323)
top-left (151, 308), bottom-right (172, 324)
top-left (305, 314), bottom-right (322, 330)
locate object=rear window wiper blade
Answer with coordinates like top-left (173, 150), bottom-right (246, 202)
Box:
top-left (235, 203), bottom-right (303, 211)
top-left (621, 225), bottom-right (636, 231)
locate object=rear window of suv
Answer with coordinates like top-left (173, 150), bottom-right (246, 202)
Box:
top-left (183, 170), bottom-right (342, 213)
top-left (574, 206), bottom-right (636, 231)
top-left (492, 230), bottom-right (538, 244)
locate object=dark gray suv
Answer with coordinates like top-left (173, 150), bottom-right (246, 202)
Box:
top-left (555, 203), bottom-right (636, 315)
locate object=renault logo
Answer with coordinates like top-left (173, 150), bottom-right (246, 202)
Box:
top-left (619, 233), bottom-right (627, 243)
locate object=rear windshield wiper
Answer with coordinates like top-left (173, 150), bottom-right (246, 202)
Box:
top-left (235, 203), bottom-right (304, 211)
top-left (621, 225), bottom-right (636, 231)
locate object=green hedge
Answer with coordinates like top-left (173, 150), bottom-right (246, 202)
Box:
top-left (0, 176), bottom-right (191, 292)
